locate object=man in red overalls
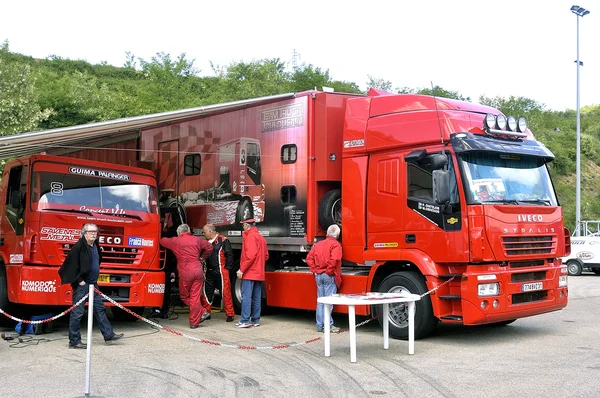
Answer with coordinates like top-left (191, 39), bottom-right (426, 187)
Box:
top-left (159, 223), bottom-right (213, 328)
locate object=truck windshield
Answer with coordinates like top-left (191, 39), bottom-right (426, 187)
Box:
top-left (31, 171), bottom-right (157, 214)
top-left (458, 153), bottom-right (557, 206)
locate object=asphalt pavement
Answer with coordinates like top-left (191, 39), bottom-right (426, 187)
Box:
top-left (1, 274), bottom-right (600, 398)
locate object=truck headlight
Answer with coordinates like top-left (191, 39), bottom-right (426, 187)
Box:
top-left (478, 283), bottom-right (499, 296)
top-left (559, 275), bottom-right (568, 287)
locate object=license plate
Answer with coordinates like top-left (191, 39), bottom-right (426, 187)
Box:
top-left (522, 282), bottom-right (543, 292)
top-left (98, 274), bottom-right (110, 283)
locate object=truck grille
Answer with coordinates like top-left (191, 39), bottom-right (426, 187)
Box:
top-left (61, 246), bottom-right (142, 265)
top-left (502, 236), bottom-right (554, 256)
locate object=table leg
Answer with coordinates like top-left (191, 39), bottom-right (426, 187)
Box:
top-left (349, 305), bottom-right (356, 363)
top-left (324, 302), bottom-right (331, 357)
top-left (383, 303), bottom-right (389, 350)
top-left (408, 301), bottom-right (415, 355)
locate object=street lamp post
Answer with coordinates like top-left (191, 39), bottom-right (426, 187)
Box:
top-left (571, 5), bottom-right (590, 236)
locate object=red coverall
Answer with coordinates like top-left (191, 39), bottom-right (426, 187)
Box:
top-left (159, 232), bottom-right (213, 326)
top-left (306, 236), bottom-right (342, 288)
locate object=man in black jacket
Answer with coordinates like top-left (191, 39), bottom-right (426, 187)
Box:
top-left (202, 224), bottom-right (236, 322)
top-left (58, 223), bottom-right (123, 349)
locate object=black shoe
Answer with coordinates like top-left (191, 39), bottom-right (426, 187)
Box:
top-left (190, 324), bottom-right (199, 329)
top-left (205, 314), bottom-right (211, 320)
top-left (69, 342), bottom-right (87, 349)
top-left (226, 316), bottom-right (234, 322)
top-left (105, 333), bottom-right (124, 343)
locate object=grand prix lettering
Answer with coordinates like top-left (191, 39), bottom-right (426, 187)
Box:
top-left (22, 280), bottom-right (57, 293)
top-left (40, 227), bottom-right (81, 241)
top-left (69, 167), bottom-right (130, 181)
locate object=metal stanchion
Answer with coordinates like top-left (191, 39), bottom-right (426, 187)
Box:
top-left (85, 283), bottom-right (94, 397)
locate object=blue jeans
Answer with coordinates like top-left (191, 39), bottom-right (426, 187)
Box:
top-left (240, 280), bottom-right (262, 324)
top-left (69, 283), bottom-right (115, 345)
top-left (315, 273), bottom-right (337, 329)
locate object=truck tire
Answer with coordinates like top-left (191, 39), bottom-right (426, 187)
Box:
top-left (373, 271), bottom-right (437, 340)
top-left (567, 259), bottom-right (583, 276)
top-left (318, 189), bottom-right (341, 230)
top-left (111, 306), bottom-right (144, 322)
top-left (0, 265), bottom-right (15, 327)
top-left (235, 199), bottom-right (253, 224)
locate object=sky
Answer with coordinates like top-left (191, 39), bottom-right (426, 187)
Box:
top-left (1, 0), bottom-right (598, 112)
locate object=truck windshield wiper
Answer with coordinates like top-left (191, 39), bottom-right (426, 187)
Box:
top-left (516, 199), bottom-right (552, 206)
top-left (41, 208), bottom-right (93, 216)
top-left (109, 213), bottom-right (143, 221)
top-left (484, 199), bottom-right (520, 205)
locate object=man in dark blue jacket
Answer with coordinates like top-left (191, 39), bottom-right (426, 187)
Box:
top-left (58, 223), bottom-right (123, 349)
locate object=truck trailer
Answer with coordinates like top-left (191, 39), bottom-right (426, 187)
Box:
top-left (0, 89), bottom-right (570, 338)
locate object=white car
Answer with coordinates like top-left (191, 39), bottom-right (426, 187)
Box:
top-left (563, 235), bottom-right (600, 276)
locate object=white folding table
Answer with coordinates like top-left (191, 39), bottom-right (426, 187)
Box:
top-left (317, 292), bottom-right (421, 363)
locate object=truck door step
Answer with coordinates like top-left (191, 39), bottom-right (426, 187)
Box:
top-left (439, 295), bottom-right (461, 300)
top-left (440, 315), bottom-right (463, 321)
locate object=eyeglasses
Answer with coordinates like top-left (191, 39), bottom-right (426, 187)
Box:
top-left (85, 230), bottom-right (98, 234)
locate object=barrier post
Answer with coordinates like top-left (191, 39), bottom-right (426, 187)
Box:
top-left (84, 284), bottom-right (94, 397)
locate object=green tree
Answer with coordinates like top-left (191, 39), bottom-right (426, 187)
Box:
top-left (397, 85), bottom-right (470, 101)
top-left (0, 41), bottom-right (51, 135)
top-left (210, 58), bottom-right (290, 102)
top-left (366, 75), bottom-right (393, 92)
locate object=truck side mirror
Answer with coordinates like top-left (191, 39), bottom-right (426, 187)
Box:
top-left (433, 170), bottom-right (450, 204)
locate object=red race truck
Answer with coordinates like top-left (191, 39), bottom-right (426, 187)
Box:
top-left (0, 89), bottom-right (570, 338)
top-left (0, 155), bottom-right (165, 322)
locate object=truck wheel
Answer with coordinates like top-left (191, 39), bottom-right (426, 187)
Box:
top-left (567, 260), bottom-right (583, 276)
top-left (373, 271), bottom-right (437, 340)
top-left (111, 307), bottom-right (144, 322)
top-left (0, 265), bottom-right (16, 327)
top-left (235, 199), bottom-right (253, 224)
top-left (318, 189), bottom-right (341, 230)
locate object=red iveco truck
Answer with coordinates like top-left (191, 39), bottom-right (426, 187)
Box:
top-left (0, 155), bottom-right (165, 322)
top-left (0, 89), bottom-right (570, 338)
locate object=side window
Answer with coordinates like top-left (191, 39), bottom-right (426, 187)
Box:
top-left (280, 186), bottom-right (297, 205)
top-left (246, 143), bottom-right (261, 185)
top-left (281, 144), bottom-right (297, 164)
top-left (5, 165), bottom-right (26, 235)
top-left (184, 154), bottom-right (201, 176)
top-left (407, 163), bottom-right (433, 202)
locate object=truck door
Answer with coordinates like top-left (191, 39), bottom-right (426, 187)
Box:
top-left (157, 140), bottom-right (180, 195)
top-left (402, 152), bottom-right (468, 263)
top-left (246, 141), bottom-right (261, 186)
top-left (2, 163), bottom-right (28, 261)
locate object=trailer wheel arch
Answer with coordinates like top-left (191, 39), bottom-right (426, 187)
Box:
top-left (567, 259), bottom-right (584, 276)
top-left (318, 189), bottom-right (341, 230)
top-left (372, 271), bottom-right (438, 340)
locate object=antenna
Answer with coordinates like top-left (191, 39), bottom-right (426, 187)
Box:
top-left (430, 81), bottom-right (445, 147)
